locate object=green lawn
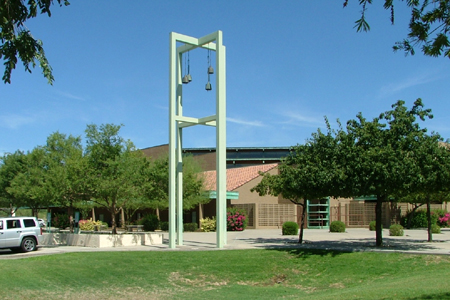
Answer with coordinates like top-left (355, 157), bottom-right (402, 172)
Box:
top-left (1, 249), bottom-right (449, 299)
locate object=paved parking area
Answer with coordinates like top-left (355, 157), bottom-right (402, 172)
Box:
top-left (2, 228), bottom-right (450, 259)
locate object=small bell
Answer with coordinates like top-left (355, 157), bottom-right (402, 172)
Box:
top-left (208, 66), bottom-right (214, 74)
top-left (182, 75), bottom-right (189, 84)
top-left (187, 74), bottom-right (192, 82)
top-left (205, 82), bottom-right (212, 91)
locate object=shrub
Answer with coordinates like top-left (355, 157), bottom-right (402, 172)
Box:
top-left (389, 224), bottom-right (404, 236)
top-left (432, 224), bottom-right (441, 234)
top-left (78, 219), bottom-right (103, 231)
top-left (369, 221), bottom-right (376, 231)
top-left (78, 219), bottom-right (91, 230)
top-left (200, 217), bottom-right (216, 232)
top-left (282, 221), bottom-right (299, 235)
top-left (140, 214), bottom-right (159, 231)
top-left (438, 212), bottom-right (450, 228)
top-left (404, 210), bottom-right (438, 228)
top-left (330, 221), bottom-right (346, 233)
top-left (227, 207), bottom-right (248, 231)
top-left (53, 213), bottom-right (70, 229)
top-left (160, 221), bottom-right (169, 231)
top-left (183, 223), bottom-right (198, 232)
top-left (433, 209), bottom-right (447, 220)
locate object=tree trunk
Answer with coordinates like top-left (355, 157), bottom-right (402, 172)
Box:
top-left (68, 205), bottom-right (74, 233)
top-left (298, 203), bottom-right (306, 243)
top-left (111, 210), bottom-right (117, 234)
top-left (375, 195), bottom-right (383, 247)
top-left (120, 207), bottom-right (125, 229)
top-left (10, 204), bottom-right (16, 216)
top-left (156, 207), bottom-right (160, 220)
top-left (426, 197), bottom-right (432, 242)
top-left (111, 202), bottom-right (117, 234)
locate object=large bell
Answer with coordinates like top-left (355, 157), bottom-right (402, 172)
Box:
top-left (187, 74), bottom-right (192, 82)
top-left (205, 82), bottom-right (212, 91)
top-left (208, 66), bottom-right (214, 74)
top-left (182, 75), bottom-right (189, 84)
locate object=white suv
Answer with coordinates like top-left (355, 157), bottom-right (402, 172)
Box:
top-left (0, 217), bottom-right (44, 252)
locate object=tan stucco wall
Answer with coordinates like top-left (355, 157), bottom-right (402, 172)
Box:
top-left (229, 168), bottom-right (298, 229)
top-left (231, 167), bottom-right (279, 205)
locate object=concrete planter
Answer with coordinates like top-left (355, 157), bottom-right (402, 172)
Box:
top-left (42, 232), bottom-right (163, 248)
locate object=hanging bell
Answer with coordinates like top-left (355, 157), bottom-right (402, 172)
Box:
top-left (208, 66), bottom-right (214, 74)
top-left (187, 74), bottom-right (192, 82)
top-left (205, 82), bottom-right (212, 91)
top-left (182, 75), bottom-right (189, 84)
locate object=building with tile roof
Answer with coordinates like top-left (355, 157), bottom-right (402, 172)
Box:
top-left (138, 144), bottom-right (450, 230)
top-left (197, 163), bottom-right (299, 229)
top-left (141, 145), bottom-right (299, 229)
top-left (202, 164), bottom-right (278, 191)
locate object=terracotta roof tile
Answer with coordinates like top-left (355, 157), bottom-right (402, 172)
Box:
top-left (203, 163), bottom-right (278, 191)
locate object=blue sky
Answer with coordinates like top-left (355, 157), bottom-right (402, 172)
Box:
top-left (1, 1), bottom-right (449, 155)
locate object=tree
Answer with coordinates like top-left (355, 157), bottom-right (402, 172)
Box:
top-left (44, 132), bottom-right (89, 231)
top-left (398, 135), bottom-right (450, 241)
top-left (345, 0), bottom-right (450, 59)
top-left (0, 150), bottom-right (28, 215)
top-left (121, 154), bottom-right (157, 223)
top-left (253, 99), bottom-right (441, 247)
top-left (344, 99), bottom-right (436, 246)
top-left (251, 119), bottom-right (350, 243)
top-left (44, 132), bottom-right (87, 203)
top-left (7, 147), bottom-right (55, 217)
top-left (0, 0), bottom-right (70, 84)
top-left (84, 123), bottom-right (144, 234)
top-left (141, 154), bottom-right (208, 220)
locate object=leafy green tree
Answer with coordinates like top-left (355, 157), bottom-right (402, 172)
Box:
top-left (44, 132), bottom-right (89, 231)
top-left (84, 123), bottom-right (148, 234)
top-left (7, 147), bottom-right (54, 217)
top-left (0, 0), bottom-right (70, 84)
top-left (74, 199), bottom-right (97, 220)
top-left (398, 135), bottom-right (450, 241)
top-left (345, 0), bottom-right (450, 59)
top-left (141, 154), bottom-right (208, 220)
top-left (120, 154), bottom-right (157, 224)
top-left (344, 99), bottom-right (436, 246)
top-left (178, 155), bottom-right (209, 210)
top-left (253, 99), bottom-right (440, 247)
top-left (252, 120), bottom-right (350, 243)
top-left (45, 132), bottom-right (88, 204)
top-left (0, 150), bottom-right (27, 215)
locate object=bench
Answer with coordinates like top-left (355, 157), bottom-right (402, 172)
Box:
top-left (126, 225), bottom-right (144, 232)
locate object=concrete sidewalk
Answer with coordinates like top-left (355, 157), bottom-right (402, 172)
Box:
top-left (2, 228), bottom-right (450, 259)
top-left (173, 228), bottom-right (450, 255)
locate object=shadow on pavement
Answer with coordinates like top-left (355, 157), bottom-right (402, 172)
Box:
top-left (237, 236), bottom-right (445, 253)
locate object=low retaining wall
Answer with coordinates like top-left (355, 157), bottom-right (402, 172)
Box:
top-left (42, 232), bottom-right (163, 248)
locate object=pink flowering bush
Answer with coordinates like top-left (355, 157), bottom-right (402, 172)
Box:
top-left (438, 213), bottom-right (450, 228)
top-left (227, 207), bottom-right (248, 231)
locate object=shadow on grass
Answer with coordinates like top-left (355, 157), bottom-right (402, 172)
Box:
top-left (406, 292), bottom-right (450, 299)
top-left (267, 247), bottom-right (346, 258)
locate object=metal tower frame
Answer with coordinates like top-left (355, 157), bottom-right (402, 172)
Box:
top-left (168, 31), bottom-right (226, 248)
